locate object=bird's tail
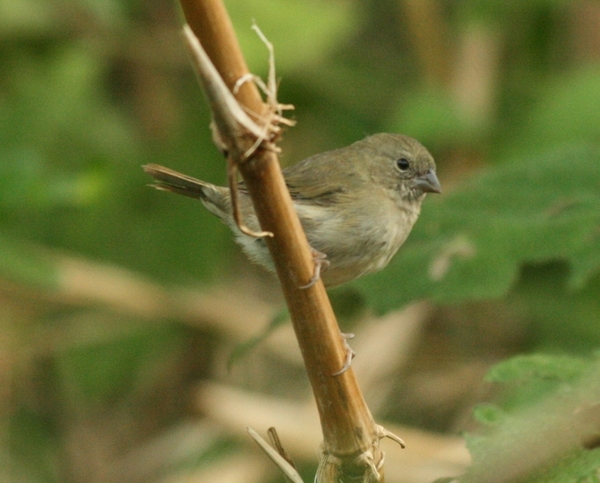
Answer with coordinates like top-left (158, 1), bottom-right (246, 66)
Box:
top-left (143, 164), bottom-right (214, 200)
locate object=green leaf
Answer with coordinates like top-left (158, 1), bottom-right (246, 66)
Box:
top-left (357, 145), bottom-right (600, 312)
top-left (460, 355), bottom-right (600, 483)
top-left (522, 449), bottom-right (600, 483)
top-left (486, 354), bottom-right (588, 384)
top-left (472, 403), bottom-right (506, 426)
top-left (482, 354), bottom-right (591, 412)
top-left (511, 265), bottom-right (600, 351)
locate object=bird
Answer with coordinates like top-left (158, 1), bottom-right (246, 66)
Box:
top-left (143, 133), bottom-right (441, 288)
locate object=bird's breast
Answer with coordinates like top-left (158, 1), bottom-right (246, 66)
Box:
top-left (294, 196), bottom-right (421, 287)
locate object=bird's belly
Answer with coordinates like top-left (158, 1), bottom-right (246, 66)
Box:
top-left (302, 206), bottom-right (417, 287)
top-left (232, 200), bottom-right (419, 288)
top-left (320, 229), bottom-right (409, 287)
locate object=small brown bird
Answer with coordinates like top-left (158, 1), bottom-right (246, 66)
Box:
top-left (144, 133), bottom-right (441, 287)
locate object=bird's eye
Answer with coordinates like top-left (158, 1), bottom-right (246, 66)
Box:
top-left (396, 158), bottom-right (410, 171)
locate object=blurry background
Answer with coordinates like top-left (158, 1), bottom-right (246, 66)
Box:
top-left (2, 0), bottom-right (600, 482)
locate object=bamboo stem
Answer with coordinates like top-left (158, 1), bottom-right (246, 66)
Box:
top-left (177, 0), bottom-right (393, 479)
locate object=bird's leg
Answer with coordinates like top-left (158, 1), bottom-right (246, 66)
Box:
top-left (227, 158), bottom-right (273, 239)
top-left (332, 332), bottom-right (356, 376)
top-left (299, 248), bottom-right (329, 289)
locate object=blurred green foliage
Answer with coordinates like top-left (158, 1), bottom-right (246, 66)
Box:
top-left (3, 0), bottom-right (600, 481)
top-left (461, 354), bottom-right (600, 483)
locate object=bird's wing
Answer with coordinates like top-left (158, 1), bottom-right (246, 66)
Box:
top-left (283, 154), bottom-right (351, 205)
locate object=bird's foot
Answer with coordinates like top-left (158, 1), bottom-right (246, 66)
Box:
top-left (299, 248), bottom-right (329, 289)
top-left (332, 332), bottom-right (356, 376)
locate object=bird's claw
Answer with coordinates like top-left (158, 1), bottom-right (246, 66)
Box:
top-left (332, 332), bottom-right (356, 376)
top-left (299, 248), bottom-right (329, 289)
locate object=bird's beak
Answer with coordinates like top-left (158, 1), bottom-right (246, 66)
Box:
top-left (414, 169), bottom-right (442, 194)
